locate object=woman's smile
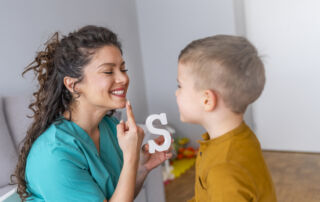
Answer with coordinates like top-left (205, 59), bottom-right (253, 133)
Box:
top-left (110, 88), bottom-right (127, 98)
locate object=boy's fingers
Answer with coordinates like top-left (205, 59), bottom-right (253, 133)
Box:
top-left (126, 101), bottom-right (137, 127)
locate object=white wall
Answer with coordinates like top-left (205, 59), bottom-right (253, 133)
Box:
top-left (0, 0), bottom-right (148, 122)
top-left (244, 0), bottom-right (320, 152)
top-left (135, 0), bottom-right (237, 146)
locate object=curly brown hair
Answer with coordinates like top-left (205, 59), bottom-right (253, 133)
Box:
top-left (12, 25), bottom-right (122, 201)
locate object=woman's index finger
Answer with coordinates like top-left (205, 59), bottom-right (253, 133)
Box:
top-left (126, 101), bottom-right (136, 126)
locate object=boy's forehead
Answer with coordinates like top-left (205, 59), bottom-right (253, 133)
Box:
top-left (178, 63), bottom-right (194, 78)
top-left (178, 64), bottom-right (199, 88)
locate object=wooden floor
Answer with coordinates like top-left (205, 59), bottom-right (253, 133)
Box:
top-left (165, 151), bottom-right (320, 202)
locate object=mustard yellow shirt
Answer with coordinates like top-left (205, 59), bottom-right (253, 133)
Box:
top-left (189, 122), bottom-right (277, 202)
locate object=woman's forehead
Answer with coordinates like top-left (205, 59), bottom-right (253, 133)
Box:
top-left (87, 46), bottom-right (124, 68)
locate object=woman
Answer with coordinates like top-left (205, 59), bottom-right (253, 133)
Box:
top-left (14, 25), bottom-right (172, 201)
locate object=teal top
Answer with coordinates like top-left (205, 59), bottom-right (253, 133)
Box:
top-left (25, 116), bottom-right (123, 202)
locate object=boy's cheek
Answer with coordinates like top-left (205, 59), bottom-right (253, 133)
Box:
top-left (179, 113), bottom-right (186, 122)
top-left (180, 113), bottom-right (193, 123)
top-left (178, 105), bottom-right (189, 122)
top-left (176, 97), bottom-right (189, 122)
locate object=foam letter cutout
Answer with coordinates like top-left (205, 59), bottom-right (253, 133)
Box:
top-left (145, 113), bottom-right (171, 153)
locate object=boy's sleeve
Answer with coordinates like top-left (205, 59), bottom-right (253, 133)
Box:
top-left (206, 163), bottom-right (257, 202)
top-left (27, 144), bottom-right (106, 202)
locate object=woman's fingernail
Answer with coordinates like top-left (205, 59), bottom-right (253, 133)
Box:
top-left (127, 100), bottom-right (131, 106)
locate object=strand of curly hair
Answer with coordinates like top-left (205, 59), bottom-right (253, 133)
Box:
top-left (12, 33), bottom-right (73, 201)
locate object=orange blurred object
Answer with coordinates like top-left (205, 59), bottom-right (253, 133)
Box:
top-left (177, 153), bottom-right (184, 159)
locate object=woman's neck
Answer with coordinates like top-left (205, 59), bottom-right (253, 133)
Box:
top-left (64, 100), bottom-right (108, 136)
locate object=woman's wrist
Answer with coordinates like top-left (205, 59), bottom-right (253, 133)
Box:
top-left (123, 155), bottom-right (139, 167)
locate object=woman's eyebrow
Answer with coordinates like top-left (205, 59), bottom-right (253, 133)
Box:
top-left (97, 61), bottom-right (125, 69)
top-left (97, 63), bottom-right (115, 69)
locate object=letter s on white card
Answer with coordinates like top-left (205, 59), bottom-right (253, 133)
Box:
top-left (145, 113), bottom-right (171, 153)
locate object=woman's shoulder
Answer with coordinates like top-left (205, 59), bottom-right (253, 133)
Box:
top-left (35, 119), bottom-right (81, 145)
top-left (25, 123), bottom-right (90, 195)
top-left (26, 120), bottom-right (88, 174)
top-left (28, 119), bottom-right (85, 161)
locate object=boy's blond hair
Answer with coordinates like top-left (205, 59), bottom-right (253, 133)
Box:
top-left (179, 35), bottom-right (265, 114)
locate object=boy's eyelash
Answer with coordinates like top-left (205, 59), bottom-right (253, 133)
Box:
top-left (177, 84), bottom-right (181, 88)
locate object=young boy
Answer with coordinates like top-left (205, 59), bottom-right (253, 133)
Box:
top-left (176, 35), bottom-right (277, 202)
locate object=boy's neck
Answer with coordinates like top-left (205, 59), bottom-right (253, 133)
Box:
top-left (202, 112), bottom-right (244, 140)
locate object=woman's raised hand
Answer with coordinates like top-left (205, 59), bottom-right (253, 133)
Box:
top-left (116, 101), bottom-right (144, 163)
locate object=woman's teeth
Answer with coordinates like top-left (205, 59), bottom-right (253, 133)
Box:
top-left (111, 90), bottom-right (125, 95)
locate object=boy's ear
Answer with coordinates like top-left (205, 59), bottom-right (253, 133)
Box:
top-left (63, 76), bottom-right (79, 93)
top-left (202, 89), bottom-right (217, 112)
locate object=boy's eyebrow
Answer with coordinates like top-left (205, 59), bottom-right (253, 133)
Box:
top-left (176, 79), bottom-right (180, 83)
top-left (97, 61), bottom-right (125, 68)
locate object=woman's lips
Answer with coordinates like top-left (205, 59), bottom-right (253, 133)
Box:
top-left (110, 88), bottom-right (126, 98)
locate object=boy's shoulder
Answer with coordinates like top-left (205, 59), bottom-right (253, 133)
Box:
top-left (199, 122), bottom-right (261, 165)
top-left (195, 123), bottom-right (276, 201)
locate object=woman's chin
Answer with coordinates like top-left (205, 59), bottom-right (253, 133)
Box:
top-left (104, 98), bottom-right (127, 110)
top-left (115, 100), bottom-right (127, 109)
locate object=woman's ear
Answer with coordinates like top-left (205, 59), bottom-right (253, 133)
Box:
top-left (63, 76), bottom-right (78, 93)
top-left (202, 89), bottom-right (217, 112)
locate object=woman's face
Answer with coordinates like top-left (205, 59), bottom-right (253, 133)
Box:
top-left (76, 45), bottom-right (129, 111)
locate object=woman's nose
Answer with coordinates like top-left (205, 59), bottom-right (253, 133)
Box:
top-left (115, 70), bottom-right (129, 84)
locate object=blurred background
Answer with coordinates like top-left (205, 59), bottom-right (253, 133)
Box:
top-left (1, 0), bottom-right (320, 152)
